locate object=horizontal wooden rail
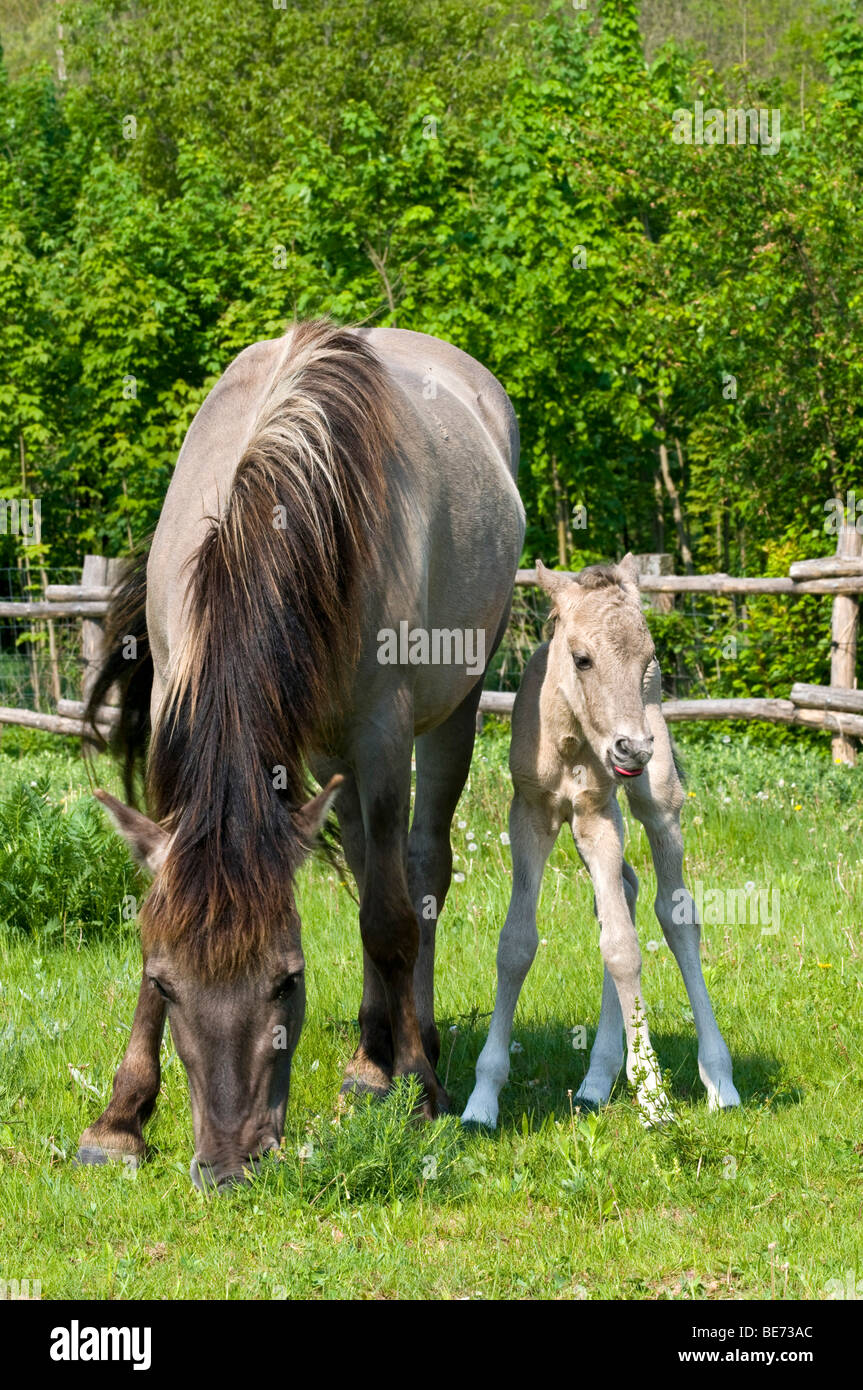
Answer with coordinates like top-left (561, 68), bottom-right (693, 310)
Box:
top-left (0, 600), bottom-right (109, 618)
top-left (0, 569), bottom-right (855, 620)
top-left (478, 691), bottom-right (863, 737)
top-left (44, 585), bottom-right (114, 603)
top-left (0, 705), bottom-right (114, 739)
top-left (515, 569), bottom-right (863, 596)
top-left (56, 699), bottom-right (120, 726)
top-left (789, 556), bottom-right (863, 581)
top-left (789, 682), bottom-right (863, 715)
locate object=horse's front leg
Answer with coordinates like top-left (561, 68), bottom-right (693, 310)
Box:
top-left (75, 969), bottom-right (166, 1167)
top-left (354, 719), bottom-right (441, 1117)
top-left (572, 800), bottom-right (672, 1125)
top-left (310, 763), bottom-right (393, 1103)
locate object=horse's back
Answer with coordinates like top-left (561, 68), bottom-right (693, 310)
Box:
top-left (148, 323), bottom-right (525, 730)
top-left (362, 326), bottom-right (520, 484)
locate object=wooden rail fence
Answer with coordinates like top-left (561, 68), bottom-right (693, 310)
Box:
top-left (1, 525), bottom-right (862, 762)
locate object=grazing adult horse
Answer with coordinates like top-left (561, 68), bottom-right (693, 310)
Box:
top-left (462, 556), bottom-right (739, 1128)
top-left (78, 321), bottom-right (524, 1189)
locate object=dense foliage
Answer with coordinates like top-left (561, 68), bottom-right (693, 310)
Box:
top-left (2, 0), bottom-right (862, 706)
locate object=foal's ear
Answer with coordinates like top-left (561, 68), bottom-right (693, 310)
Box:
top-left (535, 559), bottom-right (572, 597)
top-left (93, 788), bottom-right (171, 875)
top-left (292, 774), bottom-right (344, 847)
top-left (615, 552), bottom-right (642, 602)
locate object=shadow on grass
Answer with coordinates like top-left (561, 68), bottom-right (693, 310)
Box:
top-left (444, 1020), bottom-right (797, 1128)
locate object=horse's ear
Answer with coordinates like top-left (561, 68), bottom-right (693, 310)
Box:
top-left (616, 552), bottom-right (642, 602)
top-left (94, 788), bottom-right (171, 874)
top-left (535, 559), bottom-right (572, 597)
top-left (292, 774), bottom-right (343, 847)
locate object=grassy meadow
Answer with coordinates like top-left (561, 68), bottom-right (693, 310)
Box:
top-left (0, 724), bottom-right (861, 1301)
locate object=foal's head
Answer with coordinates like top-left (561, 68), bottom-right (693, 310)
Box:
top-left (537, 554), bottom-right (657, 780)
top-left (94, 778), bottom-right (341, 1192)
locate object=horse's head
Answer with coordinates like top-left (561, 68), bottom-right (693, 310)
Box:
top-left (94, 778), bottom-right (341, 1191)
top-left (537, 554), bottom-right (656, 781)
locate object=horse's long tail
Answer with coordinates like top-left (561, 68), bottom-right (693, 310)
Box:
top-left (84, 546), bottom-right (153, 804)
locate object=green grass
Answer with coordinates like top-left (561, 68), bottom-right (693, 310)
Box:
top-left (0, 725), bottom-right (861, 1300)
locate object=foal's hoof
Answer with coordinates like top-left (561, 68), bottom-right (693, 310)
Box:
top-left (74, 1144), bottom-right (141, 1170)
top-left (571, 1094), bottom-right (600, 1115)
top-left (460, 1116), bottom-right (496, 1134)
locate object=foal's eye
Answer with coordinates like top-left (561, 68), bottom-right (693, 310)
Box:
top-left (573, 654), bottom-right (593, 672)
top-left (273, 973), bottom-right (303, 1001)
top-left (148, 977), bottom-right (173, 1002)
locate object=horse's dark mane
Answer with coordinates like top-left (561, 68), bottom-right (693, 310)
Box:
top-left (143, 321), bottom-right (395, 978)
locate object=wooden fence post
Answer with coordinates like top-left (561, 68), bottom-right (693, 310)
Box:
top-left (829, 523), bottom-right (862, 765)
top-left (80, 555), bottom-right (108, 710)
top-left (80, 554), bottom-right (121, 748)
top-left (633, 553), bottom-right (674, 613)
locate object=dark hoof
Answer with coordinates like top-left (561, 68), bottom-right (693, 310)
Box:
top-left (338, 1077), bottom-right (389, 1102)
top-left (434, 1081), bottom-right (453, 1115)
top-left (572, 1095), bottom-right (600, 1115)
top-left (340, 1054), bottom-right (392, 1102)
top-left (74, 1144), bottom-right (140, 1169)
top-left (460, 1117), bottom-right (495, 1134)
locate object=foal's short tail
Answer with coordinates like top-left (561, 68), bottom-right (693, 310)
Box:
top-left (83, 546), bottom-right (153, 805)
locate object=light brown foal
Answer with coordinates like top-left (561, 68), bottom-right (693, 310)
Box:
top-left (463, 555), bottom-right (739, 1127)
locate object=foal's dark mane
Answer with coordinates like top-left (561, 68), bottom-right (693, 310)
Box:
top-left (143, 321), bottom-right (395, 977)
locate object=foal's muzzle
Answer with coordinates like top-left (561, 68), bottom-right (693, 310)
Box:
top-left (610, 734), bottom-right (654, 777)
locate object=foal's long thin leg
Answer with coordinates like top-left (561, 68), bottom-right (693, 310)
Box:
top-left (571, 799), bottom-right (671, 1124)
top-left (462, 793), bottom-right (557, 1127)
top-left (624, 689), bottom-right (739, 1109)
top-left (76, 971), bottom-right (166, 1166)
top-left (574, 855), bottom-right (638, 1109)
top-left (409, 683), bottom-right (484, 1081)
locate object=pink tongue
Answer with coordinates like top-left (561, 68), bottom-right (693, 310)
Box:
top-left (613, 765), bottom-right (642, 778)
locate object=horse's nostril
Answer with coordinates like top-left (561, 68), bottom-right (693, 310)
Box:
top-left (216, 1171), bottom-right (251, 1194)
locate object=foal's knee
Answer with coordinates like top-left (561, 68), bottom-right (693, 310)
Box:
top-left (599, 931), bottom-right (641, 982)
top-left (498, 919), bottom-right (538, 979)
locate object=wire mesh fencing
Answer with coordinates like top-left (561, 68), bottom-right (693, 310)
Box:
top-left (0, 566), bottom-right (88, 713)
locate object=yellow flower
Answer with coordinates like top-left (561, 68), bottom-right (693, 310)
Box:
top-left (817, 961), bottom-right (832, 969)
top-left (793, 803), bottom-right (802, 811)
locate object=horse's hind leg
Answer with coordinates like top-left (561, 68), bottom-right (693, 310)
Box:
top-left (75, 972), bottom-right (166, 1167)
top-left (351, 704), bottom-right (443, 1117)
top-left (624, 670), bottom-right (739, 1110)
top-left (409, 684), bottom-right (484, 1091)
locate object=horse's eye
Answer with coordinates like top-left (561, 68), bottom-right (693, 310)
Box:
top-left (574, 654), bottom-right (592, 672)
top-left (148, 976), bottom-right (173, 1002)
top-left (273, 973), bottom-right (302, 1001)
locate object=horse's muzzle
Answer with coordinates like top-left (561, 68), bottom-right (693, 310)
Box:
top-left (189, 1139), bottom-right (279, 1194)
